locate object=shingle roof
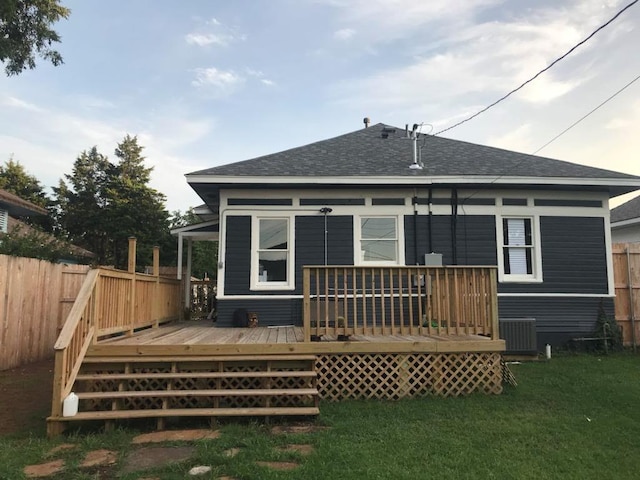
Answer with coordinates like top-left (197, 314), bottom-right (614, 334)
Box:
top-left (611, 194), bottom-right (640, 223)
top-left (0, 188), bottom-right (48, 216)
top-left (189, 123), bottom-right (640, 180)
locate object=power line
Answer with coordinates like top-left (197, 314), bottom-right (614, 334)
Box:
top-left (532, 72), bottom-right (640, 154)
top-left (434, 0), bottom-right (638, 136)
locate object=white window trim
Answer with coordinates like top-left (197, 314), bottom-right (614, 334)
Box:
top-left (0, 208), bottom-right (7, 233)
top-left (497, 215), bottom-right (543, 283)
top-left (250, 215), bottom-right (295, 291)
top-left (354, 215), bottom-right (404, 266)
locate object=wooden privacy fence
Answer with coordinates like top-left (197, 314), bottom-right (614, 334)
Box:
top-left (613, 243), bottom-right (640, 348)
top-left (0, 255), bottom-right (89, 371)
top-left (51, 239), bottom-right (181, 423)
top-left (303, 266), bottom-right (499, 341)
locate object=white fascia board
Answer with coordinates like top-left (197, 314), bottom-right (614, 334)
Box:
top-left (611, 217), bottom-right (640, 229)
top-left (170, 219), bottom-right (219, 235)
top-left (186, 174), bottom-right (640, 189)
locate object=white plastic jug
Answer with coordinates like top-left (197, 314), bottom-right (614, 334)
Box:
top-left (63, 392), bottom-right (79, 417)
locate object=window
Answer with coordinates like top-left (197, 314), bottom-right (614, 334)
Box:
top-left (252, 217), bottom-right (293, 289)
top-left (500, 217), bottom-right (541, 282)
top-left (359, 216), bottom-right (398, 264)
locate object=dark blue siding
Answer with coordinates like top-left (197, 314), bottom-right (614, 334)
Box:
top-left (499, 296), bottom-right (614, 350)
top-left (295, 215), bottom-right (353, 294)
top-left (217, 298), bottom-right (302, 327)
top-left (500, 216), bottom-right (608, 294)
top-left (224, 216), bottom-right (251, 295)
top-left (404, 215), bottom-right (497, 266)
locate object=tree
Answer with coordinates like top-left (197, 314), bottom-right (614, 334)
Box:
top-left (53, 146), bottom-right (111, 261)
top-left (0, 157), bottom-right (53, 231)
top-left (54, 136), bottom-right (171, 269)
top-left (0, 0), bottom-right (70, 76)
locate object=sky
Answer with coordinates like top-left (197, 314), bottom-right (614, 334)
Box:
top-left (1, 0), bottom-right (639, 213)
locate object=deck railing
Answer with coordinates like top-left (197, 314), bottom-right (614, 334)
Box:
top-left (303, 266), bottom-right (499, 342)
top-left (50, 241), bottom-right (181, 424)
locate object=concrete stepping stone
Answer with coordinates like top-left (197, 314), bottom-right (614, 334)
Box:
top-left (132, 429), bottom-right (221, 444)
top-left (256, 461), bottom-right (300, 471)
top-left (121, 446), bottom-right (196, 474)
top-left (80, 449), bottom-right (118, 468)
top-left (277, 444), bottom-right (314, 455)
top-left (189, 465), bottom-right (212, 475)
top-left (23, 459), bottom-right (65, 478)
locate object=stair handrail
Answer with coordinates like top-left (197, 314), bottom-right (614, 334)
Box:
top-left (51, 268), bottom-right (100, 418)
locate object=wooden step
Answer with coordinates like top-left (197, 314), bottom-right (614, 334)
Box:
top-left (77, 370), bottom-right (317, 381)
top-left (77, 388), bottom-right (319, 400)
top-left (83, 354), bottom-right (317, 363)
top-left (50, 406), bottom-right (320, 421)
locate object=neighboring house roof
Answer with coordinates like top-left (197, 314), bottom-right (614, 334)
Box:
top-left (0, 188), bottom-right (48, 216)
top-left (186, 124), bottom-right (640, 207)
top-left (611, 194), bottom-right (640, 225)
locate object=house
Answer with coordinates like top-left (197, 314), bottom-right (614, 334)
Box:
top-left (611, 194), bottom-right (640, 243)
top-left (0, 187), bottom-right (47, 232)
top-left (0, 188), bottom-right (94, 263)
top-left (184, 123), bottom-right (640, 351)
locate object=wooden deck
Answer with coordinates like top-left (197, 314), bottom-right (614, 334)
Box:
top-left (91, 320), bottom-right (504, 356)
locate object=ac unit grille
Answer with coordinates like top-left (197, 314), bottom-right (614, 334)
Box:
top-left (499, 318), bottom-right (537, 354)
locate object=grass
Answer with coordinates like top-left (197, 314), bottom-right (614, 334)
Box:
top-left (1, 353), bottom-right (639, 479)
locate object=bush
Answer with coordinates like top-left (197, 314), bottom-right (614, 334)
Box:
top-left (0, 224), bottom-right (71, 262)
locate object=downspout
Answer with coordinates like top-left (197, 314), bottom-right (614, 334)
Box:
top-left (412, 195), bottom-right (419, 265)
top-left (627, 247), bottom-right (637, 352)
top-left (428, 188), bottom-right (433, 253)
top-left (320, 207), bottom-right (333, 265)
top-left (451, 188), bottom-right (458, 265)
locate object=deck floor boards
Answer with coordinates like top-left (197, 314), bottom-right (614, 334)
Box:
top-left (97, 320), bottom-right (494, 347)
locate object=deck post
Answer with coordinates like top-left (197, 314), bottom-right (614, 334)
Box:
top-left (184, 238), bottom-right (193, 315)
top-left (153, 246), bottom-right (160, 328)
top-left (128, 237), bottom-right (137, 336)
top-left (489, 268), bottom-right (500, 340)
top-left (303, 267), bottom-right (311, 342)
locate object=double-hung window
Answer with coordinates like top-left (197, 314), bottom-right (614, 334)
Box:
top-left (358, 216), bottom-right (398, 264)
top-left (252, 217), bottom-right (293, 289)
top-left (500, 217), bottom-right (541, 281)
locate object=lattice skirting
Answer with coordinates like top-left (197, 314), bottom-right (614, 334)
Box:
top-left (316, 352), bottom-right (503, 400)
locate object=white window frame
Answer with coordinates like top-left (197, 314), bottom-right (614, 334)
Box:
top-left (250, 215), bottom-right (295, 291)
top-left (355, 215), bottom-right (402, 266)
top-left (497, 215), bottom-right (543, 283)
top-left (0, 208), bottom-right (7, 233)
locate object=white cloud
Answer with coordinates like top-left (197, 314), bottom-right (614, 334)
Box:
top-left (185, 33), bottom-right (233, 47)
top-left (192, 67), bottom-right (244, 89)
top-left (261, 79), bottom-right (275, 86)
top-left (1, 95), bottom-right (43, 112)
top-left (334, 28), bottom-right (355, 40)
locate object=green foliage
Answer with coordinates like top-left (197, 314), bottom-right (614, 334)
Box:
top-left (0, 157), bottom-right (53, 231)
top-left (169, 209), bottom-right (218, 278)
top-left (0, 0), bottom-right (70, 76)
top-left (0, 223), bottom-right (70, 262)
top-left (54, 136), bottom-right (171, 269)
top-left (593, 299), bottom-right (623, 353)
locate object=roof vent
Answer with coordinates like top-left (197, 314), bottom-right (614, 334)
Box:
top-left (363, 117), bottom-right (370, 128)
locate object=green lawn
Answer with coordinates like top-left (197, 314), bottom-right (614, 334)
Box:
top-left (2, 353), bottom-right (639, 479)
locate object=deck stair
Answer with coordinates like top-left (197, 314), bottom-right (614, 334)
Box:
top-left (59, 354), bottom-right (319, 427)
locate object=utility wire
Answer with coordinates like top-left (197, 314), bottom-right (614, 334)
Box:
top-left (532, 72), bottom-right (640, 154)
top-left (434, 0), bottom-right (638, 136)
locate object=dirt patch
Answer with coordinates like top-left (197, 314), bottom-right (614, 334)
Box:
top-left (223, 447), bottom-right (241, 457)
top-left (0, 358), bottom-right (54, 437)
